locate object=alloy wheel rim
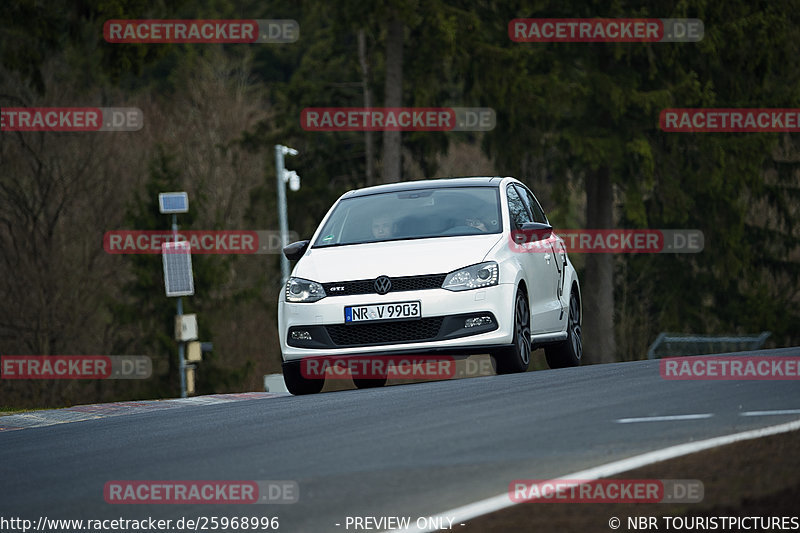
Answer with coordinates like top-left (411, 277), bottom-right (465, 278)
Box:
top-left (570, 294), bottom-right (582, 360)
top-left (516, 295), bottom-right (531, 366)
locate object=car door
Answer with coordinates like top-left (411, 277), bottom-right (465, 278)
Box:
top-left (506, 184), bottom-right (560, 334)
top-left (515, 184), bottom-right (565, 332)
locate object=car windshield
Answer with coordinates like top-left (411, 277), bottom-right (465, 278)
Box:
top-left (313, 186), bottom-right (502, 247)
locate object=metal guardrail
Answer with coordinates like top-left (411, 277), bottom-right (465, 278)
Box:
top-left (647, 331), bottom-right (771, 359)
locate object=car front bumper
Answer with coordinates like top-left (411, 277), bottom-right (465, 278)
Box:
top-left (278, 283), bottom-right (517, 362)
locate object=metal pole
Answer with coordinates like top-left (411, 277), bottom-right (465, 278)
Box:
top-left (173, 214), bottom-right (187, 398)
top-left (275, 145), bottom-right (290, 285)
top-left (178, 299), bottom-right (186, 398)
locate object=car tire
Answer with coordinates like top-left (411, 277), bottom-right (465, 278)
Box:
top-left (353, 377), bottom-right (387, 389)
top-left (492, 288), bottom-right (531, 374)
top-left (545, 291), bottom-right (582, 368)
top-left (282, 360), bottom-right (325, 395)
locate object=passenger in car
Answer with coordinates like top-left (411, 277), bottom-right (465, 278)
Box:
top-left (465, 216), bottom-right (489, 232)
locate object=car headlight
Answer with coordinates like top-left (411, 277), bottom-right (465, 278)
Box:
top-left (285, 277), bottom-right (327, 303)
top-left (442, 261), bottom-right (499, 291)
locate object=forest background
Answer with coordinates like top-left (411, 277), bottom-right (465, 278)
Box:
top-left (1, 0), bottom-right (798, 406)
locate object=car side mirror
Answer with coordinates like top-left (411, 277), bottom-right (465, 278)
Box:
top-left (283, 240), bottom-right (310, 261)
top-left (519, 222), bottom-right (553, 241)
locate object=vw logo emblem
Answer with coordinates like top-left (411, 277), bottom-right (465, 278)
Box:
top-left (374, 275), bottom-right (392, 295)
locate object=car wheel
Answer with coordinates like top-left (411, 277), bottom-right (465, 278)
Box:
top-left (353, 377), bottom-right (387, 389)
top-left (492, 288), bottom-right (531, 374)
top-left (545, 291), bottom-right (582, 368)
top-left (282, 360), bottom-right (325, 395)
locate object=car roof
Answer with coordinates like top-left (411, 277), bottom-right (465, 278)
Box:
top-left (342, 176), bottom-right (512, 198)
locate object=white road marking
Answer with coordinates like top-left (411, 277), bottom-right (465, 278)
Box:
top-left (616, 414), bottom-right (713, 423)
top-left (387, 419), bottom-right (800, 533)
top-left (742, 409), bottom-right (800, 417)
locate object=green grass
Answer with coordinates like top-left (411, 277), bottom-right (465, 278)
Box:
top-left (0, 407), bottom-right (43, 416)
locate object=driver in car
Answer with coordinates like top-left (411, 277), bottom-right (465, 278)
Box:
top-left (371, 214), bottom-right (395, 239)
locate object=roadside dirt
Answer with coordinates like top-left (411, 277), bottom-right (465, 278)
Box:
top-left (462, 428), bottom-right (800, 532)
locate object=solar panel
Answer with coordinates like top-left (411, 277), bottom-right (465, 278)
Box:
top-left (158, 192), bottom-right (189, 214)
top-left (162, 241), bottom-right (194, 296)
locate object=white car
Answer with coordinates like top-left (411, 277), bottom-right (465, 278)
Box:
top-left (277, 177), bottom-right (582, 395)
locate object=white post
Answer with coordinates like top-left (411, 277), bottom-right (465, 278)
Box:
top-left (275, 145), bottom-right (299, 286)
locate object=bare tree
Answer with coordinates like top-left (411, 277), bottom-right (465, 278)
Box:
top-left (0, 64), bottom-right (146, 405)
top-left (583, 167), bottom-right (617, 363)
top-left (381, 10), bottom-right (403, 183)
top-left (358, 29), bottom-right (375, 186)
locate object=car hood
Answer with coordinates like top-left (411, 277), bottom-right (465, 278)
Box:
top-left (294, 234), bottom-right (503, 282)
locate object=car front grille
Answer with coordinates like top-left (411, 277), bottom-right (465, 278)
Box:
top-left (325, 317), bottom-right (444, 346)
top-left (322, 274), bottom-right (446, 296)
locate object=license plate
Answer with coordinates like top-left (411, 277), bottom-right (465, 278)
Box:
top-left (345, 301), bottom-right (421, 323)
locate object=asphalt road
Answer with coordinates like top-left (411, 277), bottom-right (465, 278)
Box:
top-left (2, 348), bottom-right (799, 532)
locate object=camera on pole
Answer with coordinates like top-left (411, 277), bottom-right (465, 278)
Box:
top-left (275, 145), bottom-right (300, 285)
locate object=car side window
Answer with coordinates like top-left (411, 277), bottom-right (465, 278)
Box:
top-left (506, 185), bottom-right (532, 229)
top-left (516, 185), bottom-right (548, 224)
